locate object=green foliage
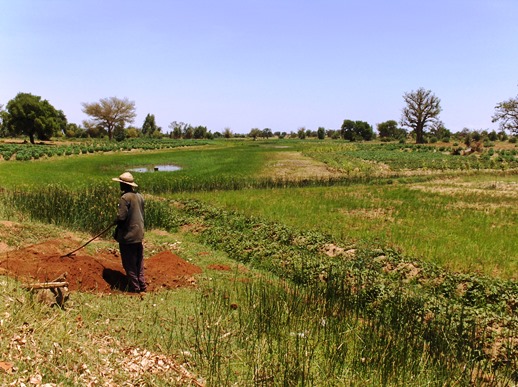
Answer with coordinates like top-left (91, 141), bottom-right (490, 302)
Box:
top-left (341, 119), bottom-right (374, 141)
top-left (1, 139), bottom-right (518, 384)
top-left (376, 119), bottom-right (407, 140)
top-left (0, 138), bottom-right (208, 164)
top-left (4, 92), bottom-right (67, 144)
top-left (175, 200), bottom-right (518, 380)
top-left (81, 96), bottom-right (136, 141)
top-left (141, 113), bottom-right (160, 137)
top-left (304, 142), bottom-right (518, 172)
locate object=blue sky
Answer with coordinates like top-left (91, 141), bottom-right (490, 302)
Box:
top-left (1, 0), bottom-right (517, 134)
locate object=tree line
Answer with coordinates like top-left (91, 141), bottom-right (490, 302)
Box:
top-left (1, 88), bottom-right (517, 144)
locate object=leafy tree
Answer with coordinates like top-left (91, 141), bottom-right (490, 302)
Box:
top-left (81, 96), bottom-right (136, 140)
top-left (0, 104), bottom-right (7, 137)
top-left (377, 120), bottom-right (407, 139)
top-left (429, 120), bottom-right (451, 141)
top-left (341, 119), bottom-right (374, 141)
top-left (223, 127), bottom-right (233, 138)
top-left (317, 127), bottom-right (325, 140)
top-left (64, 123), bottom-right (87, 138)
top-left (4, 92), bottom-right (67, 144)
top-left (262, 128), bottom-right (273, 139)
top-left (126, 127), bottom-right (140, 138)
top-left (142, 113), bottom-right (160, 137)
top-left (488, 130), bottom-right (498, 141)
top-left (193, 125), bottom-right (208, 139)
top-left (297, 127), bottom-right (306, 139)
top-left (168, 121), bottom-right (187, 139)
top-left (341, 120), bottom-right (355, 140)
top-left (82, 120), bottom-right (104, 138)
top-left (249, 128), bottom-right (261, 140)
top-left (497, 130), bottom-right (508, 141)
top-left (183, 126), bottom-right (194, 139)
top-left (492, 93), bottom-right (518, 134)
top-left (113, 125), bottom-right (126, 141)
top-left (400, 88), bottom-right (442, 144)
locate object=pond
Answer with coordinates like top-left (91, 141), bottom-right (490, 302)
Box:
top-left (129, 165), bottom-right (181, 173)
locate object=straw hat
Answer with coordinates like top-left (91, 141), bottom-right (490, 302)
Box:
top-left (112, 172), bottom-right (138, 187)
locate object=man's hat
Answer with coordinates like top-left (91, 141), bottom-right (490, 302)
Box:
top-left (112, 172), bottom-right (138, 187)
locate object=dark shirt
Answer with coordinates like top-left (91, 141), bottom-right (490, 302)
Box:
top-left (115, 191), bottom-right (145, 244)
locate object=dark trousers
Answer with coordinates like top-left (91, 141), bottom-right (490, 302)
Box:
top-left (119, 242), bottom-right (146, 292)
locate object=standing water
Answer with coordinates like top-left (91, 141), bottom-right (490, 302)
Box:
top-left (129, 165), bottom-right (181, 173)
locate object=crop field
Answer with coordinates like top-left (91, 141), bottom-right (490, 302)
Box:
top-left (0, 138), bottom-right (517, 385)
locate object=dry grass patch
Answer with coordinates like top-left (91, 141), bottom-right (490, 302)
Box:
top-left (259, 151), bottom-right (344, 180)
top-left (340, 207), bottom-right (396, 222)
top-left (409, 178), bottom-right (518, 199)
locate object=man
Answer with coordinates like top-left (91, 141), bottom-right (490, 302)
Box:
top-left (112, 172), bottom-right (146, 293)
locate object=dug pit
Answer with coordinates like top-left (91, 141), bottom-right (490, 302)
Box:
top-left (0, 237), bottom-right (202, 294)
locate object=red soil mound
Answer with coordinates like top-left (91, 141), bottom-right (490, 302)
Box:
top-left (0, 237), bottom-right (202, 294)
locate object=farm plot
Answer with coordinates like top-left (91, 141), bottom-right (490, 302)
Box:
top-left (1, 139), bottom-right (517, 385)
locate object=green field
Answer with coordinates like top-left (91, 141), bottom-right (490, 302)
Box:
top-left (179, 175), bottom-right (518, 279)
top-left (1, 138), bottom-right (517, 385)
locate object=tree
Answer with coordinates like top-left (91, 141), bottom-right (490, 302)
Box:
top-left (341, 120), bottom-right (355, 140)
top-left (169, 121), bottom-right (187, 139)
top-left (193, 125), bottom-right (208, 139)
top-left (341, 119), bottom-right (374, 141)
top-left (64, 123), bottom-right (88, 138)
top-left (183, 125), bottom-right (194, 139)
top-left (317, 127), bottom-right (326, 140)
top-left (142, 113), bottom-right (160, 137)
top-left (248, 128), bottom-right (261, 140)
top-left (354, 121), bottom-right (374, 141)
top-left (377, 120), bottom-right (407, 139)
top-left (492, 94), bottom-right (518, 134)
top-left (223, 127), bottom-right (233, 138)
top-left (4, 92), bottom-right (67, 144)
top-left (400, 88), bottom-right (442, 144)
top-left (262, 128), bottom-right (273, 139)
top-left (297, 127), bottom-right (306, 139)
top-left (81, 97), bottom-right (136, 140)
top-left (429, 120), bottom-right (451, 141)
top-left (0, 104), bottom-right (7, 137)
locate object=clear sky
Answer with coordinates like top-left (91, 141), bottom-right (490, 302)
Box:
top-left (1, 0), bottom-right (517, 134)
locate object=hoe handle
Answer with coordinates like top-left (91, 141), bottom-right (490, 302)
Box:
top-left (61, 223), bottom-right (115, 258)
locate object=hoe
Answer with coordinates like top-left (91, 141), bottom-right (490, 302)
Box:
top-left (60, 223), bottom-right (115, 258)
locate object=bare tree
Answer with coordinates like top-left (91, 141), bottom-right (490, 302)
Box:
top-left (400, 88), bottom-right (441, 144)
top-left (82, 97), bottom-right (136, 140)
top-left (492, 94), bottom-right (518, 134)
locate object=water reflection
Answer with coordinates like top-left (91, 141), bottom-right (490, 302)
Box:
top-left (129, 165), bottom-right (181, 173)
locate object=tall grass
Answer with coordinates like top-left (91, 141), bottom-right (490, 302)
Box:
top-left (174, 274), bottom-right (516, 385)
top-left (178, 175), bottom-right (518, 279)
top-left (1, 184), bottom-right (517, 384)
top-left (0, 184), bottom-right (184, 234)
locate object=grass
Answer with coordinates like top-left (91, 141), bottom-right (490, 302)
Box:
top-left (0, 140), bottom-right (297, 195)
top-left (176, 174), bottom-right (518, 279)
top-left (1, 138), bottom-right (517, 385)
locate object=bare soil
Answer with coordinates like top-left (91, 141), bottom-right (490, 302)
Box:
top-left (259, 151), bottom-right (344, 179)
top-left (0, 236), bottom-right (202, 294)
